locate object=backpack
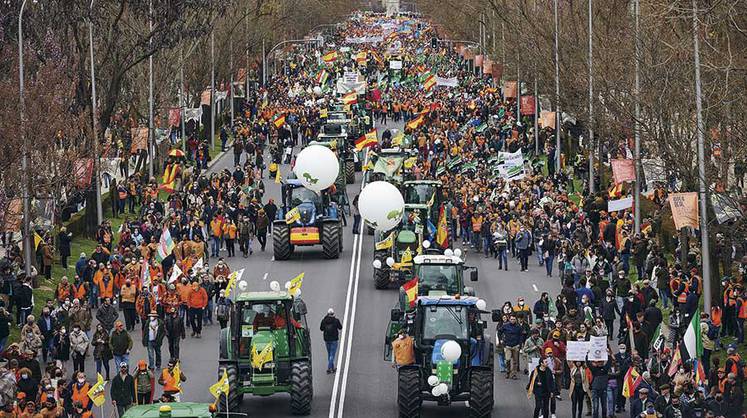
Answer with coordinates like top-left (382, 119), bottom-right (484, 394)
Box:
top-left (216, 303), bottom-right (230, 321)
top-left (706, 323), bottom-right (718, 340)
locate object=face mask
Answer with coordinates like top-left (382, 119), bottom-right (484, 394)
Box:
top-left (628, 297), bottom-right (634, 302)
top-left (78, 378), bottom-right (85, 384)
top-left (519, 302), bottom-right (524, 306)
top-left (21, 374), bottom-right (28, 379)
top-left (619, 348), bottom-right (626, 353)
top-left (606, 296), bottom-right (612, 301)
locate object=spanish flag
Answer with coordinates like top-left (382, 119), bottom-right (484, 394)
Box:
top-left (322, 51), bottom-right (338, 63)
top-left (621, 366), bottom-right (641, 398)
top-left (316, 69), bottom-right (329, 85)
top-left (608, 183), bottom-right (623, 199)
top-left (272, 113), bottom-right (286, 128)
top-left (355, 51), bottom-right (367, 64)
top-left (406, 113), bottom-right (425, 131)
top-left (436, 204), bottom-right (449, 249)
top-left (342, 92), bottom-right (357, 105)
top-left (355, 129), bottom-right (378, 151)
top-left (423, 74), bottom-right (436, 91)
top-left (402, 277), bottom-right (418, 308)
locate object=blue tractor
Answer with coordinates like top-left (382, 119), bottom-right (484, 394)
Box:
top-left (273, 179), bottom-right (343, 260)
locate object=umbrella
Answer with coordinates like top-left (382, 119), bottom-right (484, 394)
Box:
top-left (168, 149), bottom-right (185, 158)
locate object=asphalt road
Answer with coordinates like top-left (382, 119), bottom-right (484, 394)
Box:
top-left (77, 122), bottom-right (576, 418)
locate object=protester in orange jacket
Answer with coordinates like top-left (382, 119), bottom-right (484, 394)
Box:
top-left (186, 282), bottom-right (208, 338)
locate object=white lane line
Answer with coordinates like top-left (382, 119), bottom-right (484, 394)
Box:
top-left (262, 273), bottom-right (269, 281)
top-left (328, 233), bottom-right (359, 418)
top-left (532, 284), bottom-right (539, 292)
top-left (336, 225), bottom-right (364, 418)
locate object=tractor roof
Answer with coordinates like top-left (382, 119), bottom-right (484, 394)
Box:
top-left (404, 180), bottom-right (442, 186)
top-left (414, 254), bottom-right (463, 265)
top-left (285, 179), bottom-right (305, 188)
top-left (122, 403), bottom-right (212, 418)
top-left (235, 290), bottom-right (293, 302)
top-left (418, 295), bottom-right (479, 307)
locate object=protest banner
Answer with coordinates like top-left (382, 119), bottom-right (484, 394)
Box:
top-left (711, 193), bottom-right (742, 224)
top-left (474, 54), bottom-right (484, 67)
top-left (130, 127), bottom-right (149, 151)
top-left (611, 159), bottom-right (636, 183)
top-left (74, 158), bottom-right (94, 189)
top-left (642, 158), bottom-right (667, 185)
top-left (502, 81), bottom-right (517, 98)
top-left (1, 199), bottom-right (22, 232)
top-left (566, 341), bottom-right (591, 361)
top-left (608, 196), bottom-right (633, 212)
top-left (520, 95), bottom-right (536, 115)
top-left (668, 192), bottom-right (699, 230)
top-left (539, 111), bottom-right (556, 129)
top-left (200, 90), bottom-right (211, 106)
top-left (389, 60), bottom-right (403, 70)
top-left (435, 76), bottom-right (459, 87)
top-left (184, 108), bottom-right (202, 124)
top-left (491, 63), bottom-right (503, 80)
top-left (168, 108), bottom-right (181, 127)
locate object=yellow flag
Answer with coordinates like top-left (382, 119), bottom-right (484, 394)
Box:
top-left (225, 268), bottom-right (244, 295)
top-left (251, 344), bottom-right (273, 369)
top-left (285, 207), bottom-right (301, 224)
top-left (392, 132), bottom-right (405, 146)
top-left (87, 373), bottom-right (107, 407)
top-left (209, 369), bottom-right (230, 399)
top-left (172, 362), bottom-right (183, 392)
top-left (401, 246), bottom-right (413, 264)
top-left (362, 161), bottom-right (374, 171)
top-left (288, 272), bottom-right (304, 296)
top-left (403, 157), bottom-right (417, 169)
top-left (275, 166), bottom-right (281, 184)
top-left (319, 109), bottom-right (328, 118)
top-left (33, 232), bottom-right (43, 251)
top-left (375, 232), bottom-right (394, 250)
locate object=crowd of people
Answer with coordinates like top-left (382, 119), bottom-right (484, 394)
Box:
top-left (0, 9), bottom-right (744, 418)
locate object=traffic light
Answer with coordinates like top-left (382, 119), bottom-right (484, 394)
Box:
top-left (431, 37), bottom-right (437, 49)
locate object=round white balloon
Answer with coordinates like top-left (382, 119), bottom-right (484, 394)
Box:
top-left (476, 299), bottom-right (487, 311)
top-left (293, 145), bottom-right (339, 192)
top-left (270, 281), bottom-right (281, 292)
top-left (427, 375), bottom-right (439, 387)
top-left (313, 86), bottom-right (322, 96)
top-left (441, 340), bottom-right (462, 363)
top-left (358, 181), bottom-right (405, 231)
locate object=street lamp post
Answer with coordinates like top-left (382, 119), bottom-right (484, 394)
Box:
top-left (554, 0), bottom-right (561, 170)
top-left (210, 30), bottom-right (215, 150)
top-left (588, 0), bottom-right (595, 193)
top-left (88, 0), bottom-right (103, 225)
top-left (18, 0), bottom-right (32, 277)
top-left (148, 0), bottom-right (154, 179)
top-left (633, 0), bottom-right (641, 233)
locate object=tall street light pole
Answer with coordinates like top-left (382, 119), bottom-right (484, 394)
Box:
top-left (691, 0), bottom-right (712, 310)
top-left (230, 36), bottom-right (234, 128)
top-left (554, 0), bottom-right (561, 170)
top-left (18, 0), bottom-right (32, 277)
top-left (210, 29), bottom-right (216, 150)
top-left (588, 0), bottom-right (595, 193)
top-left (633, 0), bottom-right (641, 233)
top-left (148, 0), bottom-right (154, 179)
top-left (88, 0), bottom-right (103, 225)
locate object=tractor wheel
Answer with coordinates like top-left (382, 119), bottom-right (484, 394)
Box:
top-left (374, 267), bottom-right (389, 289)
top-left (273, 224), bottom-right (292, 260)
top-left (289, 360), bottom-right (312, 415)
top-left (321, 223), bottom-right (341, 259)
top-left (345, 160), bottom-right (355, 184)
top-left (218, 365), bottom-right (242, 413)
top-left (468, 368), bottom-right (494, 418)
top-left (397, 367), bottom-right (421, 418)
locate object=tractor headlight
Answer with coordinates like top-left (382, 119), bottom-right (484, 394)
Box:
top-left (372, 259), bottom-right (382, 269)
top-left (386, 257), bottom-right (395, 267)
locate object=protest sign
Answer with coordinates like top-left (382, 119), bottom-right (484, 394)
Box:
top-left (168, 108), bottom-right (181, 127)
top-left (389, 60), bottom-right (403, 70)
top-left (200, 90), bottom-right (211, 106)
top-left (588, 336), bottom-right (608, 361)
top-left (130, 127), bottom-right (149, 151)
top-left (711, 193), bottom-right (741, 224)
top-left (668, 192), bottom-right (699, 230)
top-left (566, 341), bottom-right (591, 361)
top-left (611, 159), bottom-right (636, 183)
top-left (520, 95), bottom-right (536, 115)
top-left (539, 111), bottom-right (556, 129)
top-left (642, 158), bottom-right (667, 185)
top-left (608, 196), bottom-right (633, 212)
top-left (435, 76), bottom-right (458, 87)
top-left (502, 81), bottom-right (517, 98)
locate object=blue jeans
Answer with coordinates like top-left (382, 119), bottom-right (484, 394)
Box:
top-left (483, 237), bottom-right (491, 256)
top-left (497, 249), bottom-right (508, 269)
top-left (659, 288), bottom-right (670, 308)
top-left (592, 387), bottom-right (607, 418)
top-left (96, 359), bottom-right (110, 379)
top-left (114, 353), bottom-right (129, 368)
top-left (147, 340), bottom-right (162, 370)
top-left (621, 253), bottom-right (630, 274)
top-left (0, 337), bottom-right (7, 353)
top-left (211, 237), bottom-right (221, 257)
top-left (325, 340), bottom-right (338, 371)
top-left (606, 386), bottom-right (616, 415)
top-left (204, 299), bottom-right (214, 324)
top-left (497, 350), bottom-right (506, 372)
top-left (535, 243), bottom-right (544, 265)
top-left (544, 255), bottom-right (554, 276)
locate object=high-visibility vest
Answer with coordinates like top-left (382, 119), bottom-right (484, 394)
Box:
top-left (738, 299), bottom-right (747, 319)
top-left (72, 382), bottom-right (91, 409)
top-left (711, 306), bottom-right (723, 326)
top-left (161, 369), bottom-right (179, 392)
top-left (73, 283), bottom-right (87, 300)
top-left (57, 284), bottom-right (71, 302)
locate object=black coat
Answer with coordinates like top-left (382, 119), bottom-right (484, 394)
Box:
top-left (320, 315), bottom-right (342, 342)
top-left (110, 373), bottom-right (135, 406)
top-left (58, 233), bottom-right (72, 257)
top-left (526, 367), bottom-right (554, 397)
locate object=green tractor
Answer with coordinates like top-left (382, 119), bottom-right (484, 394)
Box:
top-left (402, 180), bottom-right (442, 226)
top-left (218, 291), bottom-right (313, 415)
top-left (372, 228), bottom-right (418, 289)
top-left (384, 296), bottom-right (495, 418)
top-left (316, 122), bottom-right (356, 184)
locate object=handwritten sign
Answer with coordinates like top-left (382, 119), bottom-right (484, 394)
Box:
top-left (566, 341), bottom-right (591, 361)
top-left (588, 336), bottom-right (608, 361)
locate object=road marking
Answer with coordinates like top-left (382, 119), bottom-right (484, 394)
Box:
top-left (262, 273), bottom-right (268, 281)
top-left (329, 144), bottom-right (371, 418)
top-left (336, 227), bottom-right (363, 418)
top-left (532, 284), bottom-right (539, 292)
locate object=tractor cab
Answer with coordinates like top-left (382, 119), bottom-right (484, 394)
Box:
top-left (383, 296), bottom-right (495, 416)
top-left (218, 291), bottom-right (313, 414)
top-left (403, 180), bottom-right (442, 225)
top-left (281, 181), bottom-right (324, 223)
top-left (412, 254), bottom-right (478, 298)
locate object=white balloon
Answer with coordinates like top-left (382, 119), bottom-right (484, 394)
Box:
top-left (358, 181), bottom-right (405, 232)
top-left (444, 249), bottom-right (453, 256)
top-left (453, 248), bottom-right (463, 258)
top-left (386, 257), bottom-right (395, 267)
top-left (313, 86), bottom-right (322, 96)
top-left (284, 281), bottom-right (292, 289)
top-left (441, 340), bottom-right (462, 363)
top-left (293, 145), bottom-right (339, 192)
top-left (270, 281), bottom-right (281, 292)
top-left (427, 375), bottom-right (439, 387)
top-left (372, 259), bottom-right (382, 269)
top-left (422, 240), bottom-right (431, 249)
top-left (436, 383), bottom-right (448, 396)
top-left (431, 386), bottom-right (441, 397)
top-left (476, 299), bottom-right (487, 311)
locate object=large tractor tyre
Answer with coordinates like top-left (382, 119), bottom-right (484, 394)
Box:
top-left (468, 368), bottom-right (494, 418)
top-left (397, 367), bottom-right (422, 418)
top-left (273, 224), bottom-right (292, 260)
top-left (374, 268), bottom-right (389, 289)
top-left (321, 223), bottom-right (341, 259)
top-left (345, 160), bottom-right (356, 184)
top-left (218, 365), bottom-right (242, 413)
top-left (289, 360), bottom-right (313, 415)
